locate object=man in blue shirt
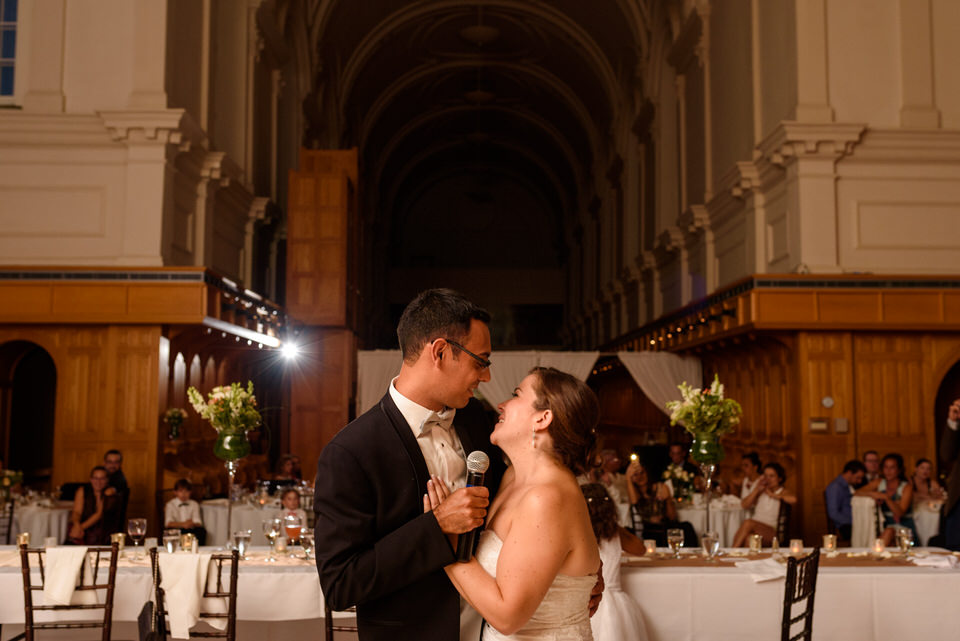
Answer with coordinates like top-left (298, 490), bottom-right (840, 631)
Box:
top-left (825, 460), bottom-right (866, 540)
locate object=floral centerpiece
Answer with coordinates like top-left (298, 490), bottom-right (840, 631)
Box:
top-left (187, 381), bottom-right (262, 461)
top-left (1, 469), bottom-right (23, 503)
top-left (665, 374), bottom-right (742, 465)
top-left (163, 407), bottom-right (188, 440)
top-left (661, 464), bottom-right (695, 501)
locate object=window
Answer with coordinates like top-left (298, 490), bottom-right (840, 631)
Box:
top-left (0, 0), bottom-right (16, 97)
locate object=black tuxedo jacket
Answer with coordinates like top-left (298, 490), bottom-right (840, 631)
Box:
top-left (941, 421), bottom-right (960, 516)
top-left (314, 393), bottom-right (506, 641)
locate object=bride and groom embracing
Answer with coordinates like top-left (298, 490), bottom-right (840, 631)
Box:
top-left (314, 289), bottom-right (603, 640)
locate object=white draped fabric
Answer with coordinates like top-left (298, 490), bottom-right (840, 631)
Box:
top-left (356, 350), bottom-right (403, 415)
top-left (537, 352), bottom-right (600, 384)
top-left (617, 352), bottom-right (702, 417)
top-left (476, 351), bottom-right (540, 408)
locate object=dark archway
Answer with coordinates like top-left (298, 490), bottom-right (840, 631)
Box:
top-left (0, 341), bottom-right (57, 487)
top-left (935, 358), bottom-right (960, 482)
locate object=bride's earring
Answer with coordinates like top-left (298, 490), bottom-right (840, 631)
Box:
top-left (531, 427), bottom-right (537, 449)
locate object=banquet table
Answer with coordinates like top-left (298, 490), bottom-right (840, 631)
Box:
top-left (11, 502), bottom-right (72, 544)
top-left (677, 497), bottom-right (745, 546)
top-left (0, 546), bottom-right (341, 641)
top-left (201, 499), bottom-right (281, 546)
top-left (622, 547), bottom-right (960, 641)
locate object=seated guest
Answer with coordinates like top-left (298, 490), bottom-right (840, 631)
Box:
top-left (626, 459), bottom-right (697, 546)
top-left (861, 450), bottom-right (880, 486)
top-left (911, 458), bottom-right (944, 502)
top-left (274, 454), bottom-right (301, 481)
top-left (103, 449), bottom-right (129, 523)
top-left (856, 453), bottom-right (916, 546)
top-left (732, 462), bottom-right (797, 547)
top-left (275, 487), bottom-right (308, 526)
top-left (164, 478), bottom-right (206, 545)
top-left (68, 466), bottom-right (122, 545)
top-left (738, 452), bottom-right (763, 499)
top-left (825, 460), bottom-right (866, 540)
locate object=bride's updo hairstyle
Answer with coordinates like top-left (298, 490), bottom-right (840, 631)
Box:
top-left (529, 367), bottom-right (599, 474)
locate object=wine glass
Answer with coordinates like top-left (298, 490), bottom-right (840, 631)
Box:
top-left (896, 528), bottom-right (915, 556)
top-left (701, 531), bottom-right (720, 561)
top-left (300, 529), bottom-right (315, 561)
top-left (667, 528), bottom-right (684, 558)
top-left (262, 518), bottom-right (282, 562)
top-left (127, 518), bottom-right (147, 560)
top-left (284, 513), bottom-right (303, 547)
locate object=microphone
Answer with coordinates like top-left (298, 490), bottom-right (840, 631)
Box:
top-left (456, 450), bottom-right (491, 562)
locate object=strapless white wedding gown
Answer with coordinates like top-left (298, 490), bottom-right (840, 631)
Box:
top-left (476, 530), bottom-right (596, 640)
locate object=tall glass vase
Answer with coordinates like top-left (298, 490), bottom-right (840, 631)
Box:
top-left (689, 432), bottom-right (724, 539)
top-left (213, 430), bottom-right (251, 550)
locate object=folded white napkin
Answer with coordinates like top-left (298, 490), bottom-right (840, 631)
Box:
top-left (912, 555), bottom-right (958, 569)
top-left (43, 546), bottom-right (96, 606)
top-left (735, 558), bottom-right (787, 582)
top-left (158, 553), bottom-right (229, 639)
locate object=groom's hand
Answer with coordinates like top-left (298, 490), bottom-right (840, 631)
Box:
top-left (433, 486), bottom-right (489, 534)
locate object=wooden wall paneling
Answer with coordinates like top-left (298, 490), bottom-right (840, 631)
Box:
top-left (796, 332), bottom-right (856, 542)
top-left (288, 327), bottom-right (355, 483)
top-left (853, 334), bottom-right (929, 470)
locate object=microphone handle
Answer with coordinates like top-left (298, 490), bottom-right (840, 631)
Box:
top-left (455, 471), bottom-right (486, 562)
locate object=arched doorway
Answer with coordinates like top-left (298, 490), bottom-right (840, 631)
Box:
top-left (0, 341), bottom-right (57, 487)
top-left (935, 358), bottom-right (960, 483)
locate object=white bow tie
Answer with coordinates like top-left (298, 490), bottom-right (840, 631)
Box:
top-left (419, 408), bottom-right (455, 436)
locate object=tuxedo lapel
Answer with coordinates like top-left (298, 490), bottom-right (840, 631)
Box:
top-left (377, 392), bottom-right (431, 492)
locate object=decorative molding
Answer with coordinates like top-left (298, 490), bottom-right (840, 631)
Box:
top-left (757, 122), bottom-right (866, 169)
top-left (678, 204), bottom-right (710, 236)
top-left (99, 110), bottom-right (188, 144)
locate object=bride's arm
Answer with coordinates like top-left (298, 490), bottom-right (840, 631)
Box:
top-left (445, 486), bottom-right (574, 636)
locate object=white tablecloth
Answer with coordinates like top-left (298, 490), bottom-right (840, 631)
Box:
top-left (677, 500), bottom-right (745, 547)
top-left (201, 500), bottom-right (281, 547)
top-left (622, 550), bottom-right (960, 641)
top-left (12, 504), bottom-right (72, 544)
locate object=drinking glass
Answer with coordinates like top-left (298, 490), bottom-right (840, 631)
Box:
top-left (896, 528), bottom-right (914, 555)
top-left (262, 518), bottom-right (282, 562)
top-left (127, 518), bottom-right (147, 560)
top-left (701, 531), bottom-right (720, 560)
top-left (162, 529), bottom-right (180, 554)
top-left (284, 513), bottom-right (303, 546)
top-left (233, 529), bottom-right (252, 560)
top-left (667, 528), bottom-right (684, 558)
top-left (300, 529), bottom-right (315, 560)
top-left (748, 533), bottom-right (763, 555)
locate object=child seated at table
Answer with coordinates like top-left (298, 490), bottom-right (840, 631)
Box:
top-left (581, 483), bottom-right (649, 641)
top-left (165, 478), bottom-right (206, 545)
top-left (275, 488), bottom-right (308, 532)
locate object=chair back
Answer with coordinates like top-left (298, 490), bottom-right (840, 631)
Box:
top-left (150, 547), bottom-right (239, 641)
top-left (18, 542), bottom-right (120, 641)
top-left (324, 603), bottom-right (358, 641)
top-left (1, 498), bottom-right (14, 544)
top-left (776, 500), bottom-right (792, 542)
top-left (781, 547), bottom-right (821, 641)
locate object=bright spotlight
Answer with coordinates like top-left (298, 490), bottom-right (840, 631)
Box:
top-left (281, 342), bottom-right (300, 360)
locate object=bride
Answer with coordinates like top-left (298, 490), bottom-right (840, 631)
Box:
top-left (425, 367), bottom-right (601, 640)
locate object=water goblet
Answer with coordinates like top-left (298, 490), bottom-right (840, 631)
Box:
top-left (667, 528), bottom-right (684, 558)
top-left (127, 518), bottom-right (147, 560)
top-left (162, 529), bottom-right (180, 554)
top-left (701, 531), bottom-right (720, 561)
top-left (300, 529), bottom-right (315, 561)
top-left (284, 513), bottom-right (303, 546)
top-left (896, 528), bottom-right (914, 556)
top-left (233, 529), bottom-right (252, 560)
top-left (262, 518), bottom-right (282, 562)
top-left (748, 533), bottom-right (763, 555)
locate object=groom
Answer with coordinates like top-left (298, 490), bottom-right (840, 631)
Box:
top-left (314, 289), bottom-right (508, 640)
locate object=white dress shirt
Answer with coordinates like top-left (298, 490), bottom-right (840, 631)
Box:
top-left (164, 498), bottom-right (202, 527)
top-left (389, 378), bottom-right (468, 491)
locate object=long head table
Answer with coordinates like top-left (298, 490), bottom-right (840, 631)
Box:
top-left (1, 545), bottom-right (957, 641)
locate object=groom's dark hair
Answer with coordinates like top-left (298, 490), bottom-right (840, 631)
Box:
top-left (397, 288), bottom-right (490, 362)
